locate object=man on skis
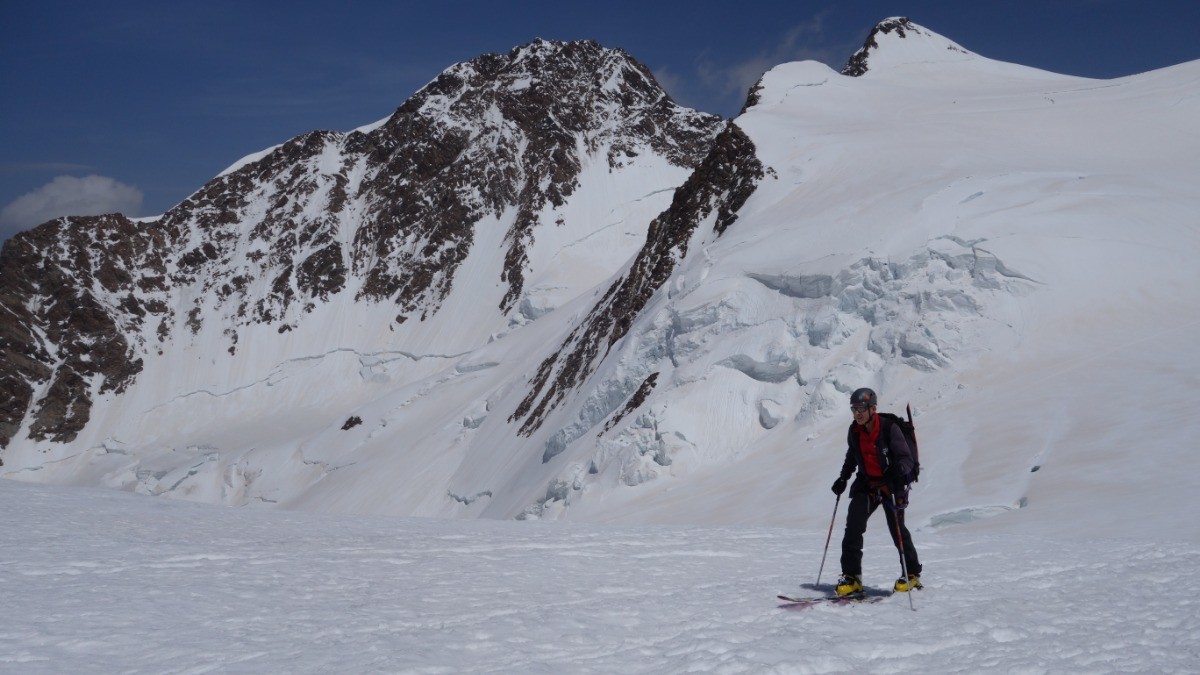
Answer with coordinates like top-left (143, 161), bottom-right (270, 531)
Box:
top-left (830, 387), bottom-right (922, 596)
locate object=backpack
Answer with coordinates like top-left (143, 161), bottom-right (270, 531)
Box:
top-left (877, 405), bottom-right (920, 483)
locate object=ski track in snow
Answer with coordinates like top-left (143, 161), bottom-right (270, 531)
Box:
top-left (3, 480), bottom-right (1197, 674)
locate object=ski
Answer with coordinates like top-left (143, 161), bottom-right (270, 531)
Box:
top-left (777, 593), bottom-right (888, 606)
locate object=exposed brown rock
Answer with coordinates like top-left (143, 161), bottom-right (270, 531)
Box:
top-left (0, 215), bottom-right (158, 446)
top-left (842, 17), bottom-right (914, 77)
top-left (602, 372), bottom-right (659, 433)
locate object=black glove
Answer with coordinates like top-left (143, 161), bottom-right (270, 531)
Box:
top-left (831, 477), bottom-right (848, 495)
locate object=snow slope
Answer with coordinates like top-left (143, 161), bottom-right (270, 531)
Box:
top-left (4, 478), bottom-right (1198, 673)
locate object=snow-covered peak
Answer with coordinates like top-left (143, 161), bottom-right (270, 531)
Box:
top-left (842, 17), bottom-right (977, 76)
top-left (400, 38), bottom-right (704, 142)
top-left (0, 38), bottom-right (720, 458)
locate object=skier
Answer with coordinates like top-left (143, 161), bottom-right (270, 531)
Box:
top-left (830, 387), bottom-right (922, 596)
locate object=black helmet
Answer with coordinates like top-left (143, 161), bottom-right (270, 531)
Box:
top-left (850, 388), bottom-right (877, 408)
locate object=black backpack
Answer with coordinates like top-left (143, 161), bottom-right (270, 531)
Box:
top-left (878, 405), bottom-right (920, 483)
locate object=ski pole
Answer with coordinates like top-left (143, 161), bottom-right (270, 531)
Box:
top-left (889, 493), bottom-right (916, 611)
top-left (815, 493), bottom-right (840, 588)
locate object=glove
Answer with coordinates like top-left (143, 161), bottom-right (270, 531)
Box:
top-left (831, 477), bottom-right (848, 496)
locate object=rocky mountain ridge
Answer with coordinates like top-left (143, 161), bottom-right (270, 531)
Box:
top-left (0, 39), bottom-right (721, 454)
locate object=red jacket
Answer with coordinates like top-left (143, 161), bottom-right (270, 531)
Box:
top-left (839, 413), bottom-right (915, 495)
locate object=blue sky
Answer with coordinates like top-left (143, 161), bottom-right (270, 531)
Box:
top-left (2, 0), bottom-right (1198, 242)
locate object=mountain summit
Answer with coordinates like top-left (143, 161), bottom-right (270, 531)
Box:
top-left (842, 17), bottom-right (975, 76)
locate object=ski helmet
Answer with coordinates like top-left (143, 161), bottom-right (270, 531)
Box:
top-left (850, 388), bottom-right (877, 408)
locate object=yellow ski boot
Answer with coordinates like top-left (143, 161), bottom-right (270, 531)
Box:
top-left (835, 574), bottom-right (864, 597)
top-left (894, 574), bottom-right (923, 592)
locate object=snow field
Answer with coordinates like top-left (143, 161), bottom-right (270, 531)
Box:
top-left (4, 479), bottom-right (1197, 674)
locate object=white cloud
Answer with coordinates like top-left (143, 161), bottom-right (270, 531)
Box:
top-left (0, 175), bottom-right (144, 238)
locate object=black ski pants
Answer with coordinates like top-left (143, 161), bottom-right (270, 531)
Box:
top-left (840, 489), bottom-right (921, 578)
